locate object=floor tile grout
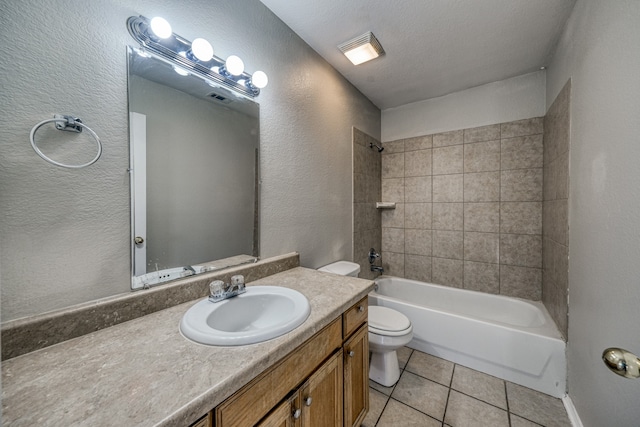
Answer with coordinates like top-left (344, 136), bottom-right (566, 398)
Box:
top-left (369, 347), bottom-right (569, 427)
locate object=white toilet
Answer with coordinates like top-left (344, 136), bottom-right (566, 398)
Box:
top-left (318, 261), bottom-right (414, 387)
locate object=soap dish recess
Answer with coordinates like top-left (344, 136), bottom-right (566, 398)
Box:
top-left (376, 202), bottom-right (396, 209)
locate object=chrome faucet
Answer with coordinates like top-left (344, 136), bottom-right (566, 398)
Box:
top-left (371, 265), bottom-right (384, 273)
top-left (209, 275), bottom-right (246, 303)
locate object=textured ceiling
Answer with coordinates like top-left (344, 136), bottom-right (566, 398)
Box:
top-left (259, 0), bottom-right (576, 110)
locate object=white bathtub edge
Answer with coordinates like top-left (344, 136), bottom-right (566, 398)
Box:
top-left (562, 395), bottom-right (584, 427)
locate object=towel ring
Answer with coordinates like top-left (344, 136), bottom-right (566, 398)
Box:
top-left (29, 115), bottom-right (102, 169)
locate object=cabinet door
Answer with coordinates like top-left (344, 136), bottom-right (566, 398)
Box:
top-left (257, 395), bottom-right (298, 427)
top-left (300, 350), bottom-right (344, 427)
top-left (343, 324), bottom-right (369, 427)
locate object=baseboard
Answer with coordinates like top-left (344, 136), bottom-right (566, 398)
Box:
top-left (562, 395), bottom-right (584, 427)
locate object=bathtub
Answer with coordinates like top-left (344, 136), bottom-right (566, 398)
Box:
top-left (369, 276), bottom-right (566, 398)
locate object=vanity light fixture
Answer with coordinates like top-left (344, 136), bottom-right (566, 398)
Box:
top-left (127, 15), bottom-right (268, 97)
top-left (188, 38), bottom-right (214, 62)
top-left (338, 31), bottom-right (385, 65)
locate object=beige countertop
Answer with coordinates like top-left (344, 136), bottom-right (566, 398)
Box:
top-left (1, 267), bottom-right (374, 426)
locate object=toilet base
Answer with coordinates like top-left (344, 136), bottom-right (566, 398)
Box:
top-left (369, 349), bottom-right (400, 387)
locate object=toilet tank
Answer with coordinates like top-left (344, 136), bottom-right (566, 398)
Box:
top-left (318, 261), bottom-right (361, 277)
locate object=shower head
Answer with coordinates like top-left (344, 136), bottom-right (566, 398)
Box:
top-left (369, 142), bottom-right (384, 152)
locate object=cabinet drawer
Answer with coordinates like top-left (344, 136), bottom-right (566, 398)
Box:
top-left (190, 412), bottom-right (212, 427)
top-left (342, 297), bottom-right (367, 339)
top-left (216, 318), bottom-right (342, 427)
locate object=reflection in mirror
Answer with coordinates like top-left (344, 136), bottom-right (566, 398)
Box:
top-left (127, 47), bottom-right (259, 289)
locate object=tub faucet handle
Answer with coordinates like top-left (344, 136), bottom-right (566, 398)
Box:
top-left (369, 248), bottom-right (380, 264)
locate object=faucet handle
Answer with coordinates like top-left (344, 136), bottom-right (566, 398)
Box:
top-left (231, 275), bottom-right (246, 292)
top-left (368, 248), bottom-right (380, 264)
top-left (209, 280), bottom-right (224, 298)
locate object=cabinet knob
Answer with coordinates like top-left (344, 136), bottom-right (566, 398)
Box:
top-left (292, 408), bottom-right (301, 419)
top-left (358, 305), bottom-right (365, 312)
top-left (304, 396), bottom-right (313, 406)
top-left (348, 350), bottom-right (355, 358)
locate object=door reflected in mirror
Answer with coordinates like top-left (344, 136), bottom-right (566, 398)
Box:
top-left (127, 47), bottom-right (259, 289)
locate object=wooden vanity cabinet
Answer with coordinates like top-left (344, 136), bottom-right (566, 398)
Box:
top-left (343, 324), bottom-right (369, 427)
top-left (208, 296), bottom-right (369, 427)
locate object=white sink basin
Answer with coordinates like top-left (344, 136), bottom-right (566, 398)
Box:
top-left (180, 286), bottom-right (311, 346)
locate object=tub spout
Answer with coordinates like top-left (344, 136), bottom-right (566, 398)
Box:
top-left (371, 265), bottom-right (384, 273)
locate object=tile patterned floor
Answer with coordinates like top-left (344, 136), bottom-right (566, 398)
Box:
top-left (362, 347), bottom-right (572, 427)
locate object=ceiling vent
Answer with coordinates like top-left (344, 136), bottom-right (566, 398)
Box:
top-left (338, 32), bottom-right (385, 65)
top-left (206, 91), bottom-right (233, 104)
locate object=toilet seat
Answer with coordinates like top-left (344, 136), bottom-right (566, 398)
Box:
top-left (369, 306), bottom-right (412, 336)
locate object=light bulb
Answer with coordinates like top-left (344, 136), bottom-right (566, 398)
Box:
top-left (149, 17), bottom-right (172, 39)
top-left (251, 71), bottom-right (268, 89)
top-left (173, 66), bottom-right (189, 76)
top-left (191, 38), bottom-right (213, 62)
top-left (225, 55), bottom-right (244, 76)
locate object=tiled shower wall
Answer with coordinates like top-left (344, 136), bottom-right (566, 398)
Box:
top-left (353, 127), bottom-right (382, 280)
top-left (380, 118), bottom-right (544, 299)
top-left (542, 80), bottom-right (571, 338)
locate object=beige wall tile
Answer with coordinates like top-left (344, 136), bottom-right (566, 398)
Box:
top-left (500, 202), bottom-right (542, 234)
top-left (382, 139), bottom-right (405, 154)
top-left (382, 251), bottom-right (404, 276)
top-left (405, 135), bottom-right (433, 151)
top-left (432, 257), bottom-right (464, 288)
top-left (354, 202), bottom-right (379, 233)
top-left (405, 176), bottom-right (432, 202)
top-left (464, 202), bottom-right (499, 232)
top-left (500, 169), bottom-right (542, 201)
top-left (405, 229), bottom-right (432, 256)
top-left (464, 171), bottom-right (500, 202)
top-left (381, 203), bottom-right (404, 228)
top-left (464, 261), bottom-right (499, 294)
top-left (501, 135), bottom-right (543, 170)
top-left (353, 143), bottom-right (369, 175)
top-left (543, 199), bottom-right (568, 245)
top-left (382, 178), bottom-right (404, 203)
top-left (405, 254), bottom-right (432, 282)
top-left (464, 140), bottom-right (500, 173)
top-left (405, 203), bottom-right (432, 229)
top-left (464, 124), bottom-right (501, 143)
top-left (382, 227), bottom-right (405, 253)
top-left (433, 129), bottom-right (463, 147)
top-left (433, 230), bottom-right (463, 259)
top-left (500, 117), bottom-right (543, 138)
top-left (464, 232), bottom-right (499, 263)
top-left (433, 145), bottom-right (464, 175)
top-left (433, 174), bottom-right (464, 202)
top-left (500, 265), bottom-right (541, 300)
top-left (500, 234), bottom-right (542, 268)
top-left (433, 203), bottom-right (464, 231)
top-left (405, 149), bottom-right (432, 177)
top-left (382, 152), bottom-right (404, 178)
top-left (353, 172), bottom-right (367, 203)
top-left (543, 80), bottom-right (570, 164)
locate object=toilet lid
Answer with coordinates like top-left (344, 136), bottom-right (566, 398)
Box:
top-left (369, 306), bottom-right (411, 332)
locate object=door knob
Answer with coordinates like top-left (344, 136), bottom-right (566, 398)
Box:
top-left (134, 236), bottom-right (144, 245)
top-left (602, 347), bottom-right (640, 379)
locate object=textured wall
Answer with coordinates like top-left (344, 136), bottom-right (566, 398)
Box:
top-left (0, 0), bottom-right (380, 321)
top-left (546, 0), bottom-right (640, 424)
top-left (352, 128), bottom-right (382, 280)
top-left (381, 71), bottom-right (546, 142)
top-left (542, 80), bottom-right (570, 339)
top-left (380, 118), bottom-right (544, 300)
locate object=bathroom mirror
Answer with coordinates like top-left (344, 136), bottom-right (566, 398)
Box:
top-left (127, 47), bottom-right (260, 289)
